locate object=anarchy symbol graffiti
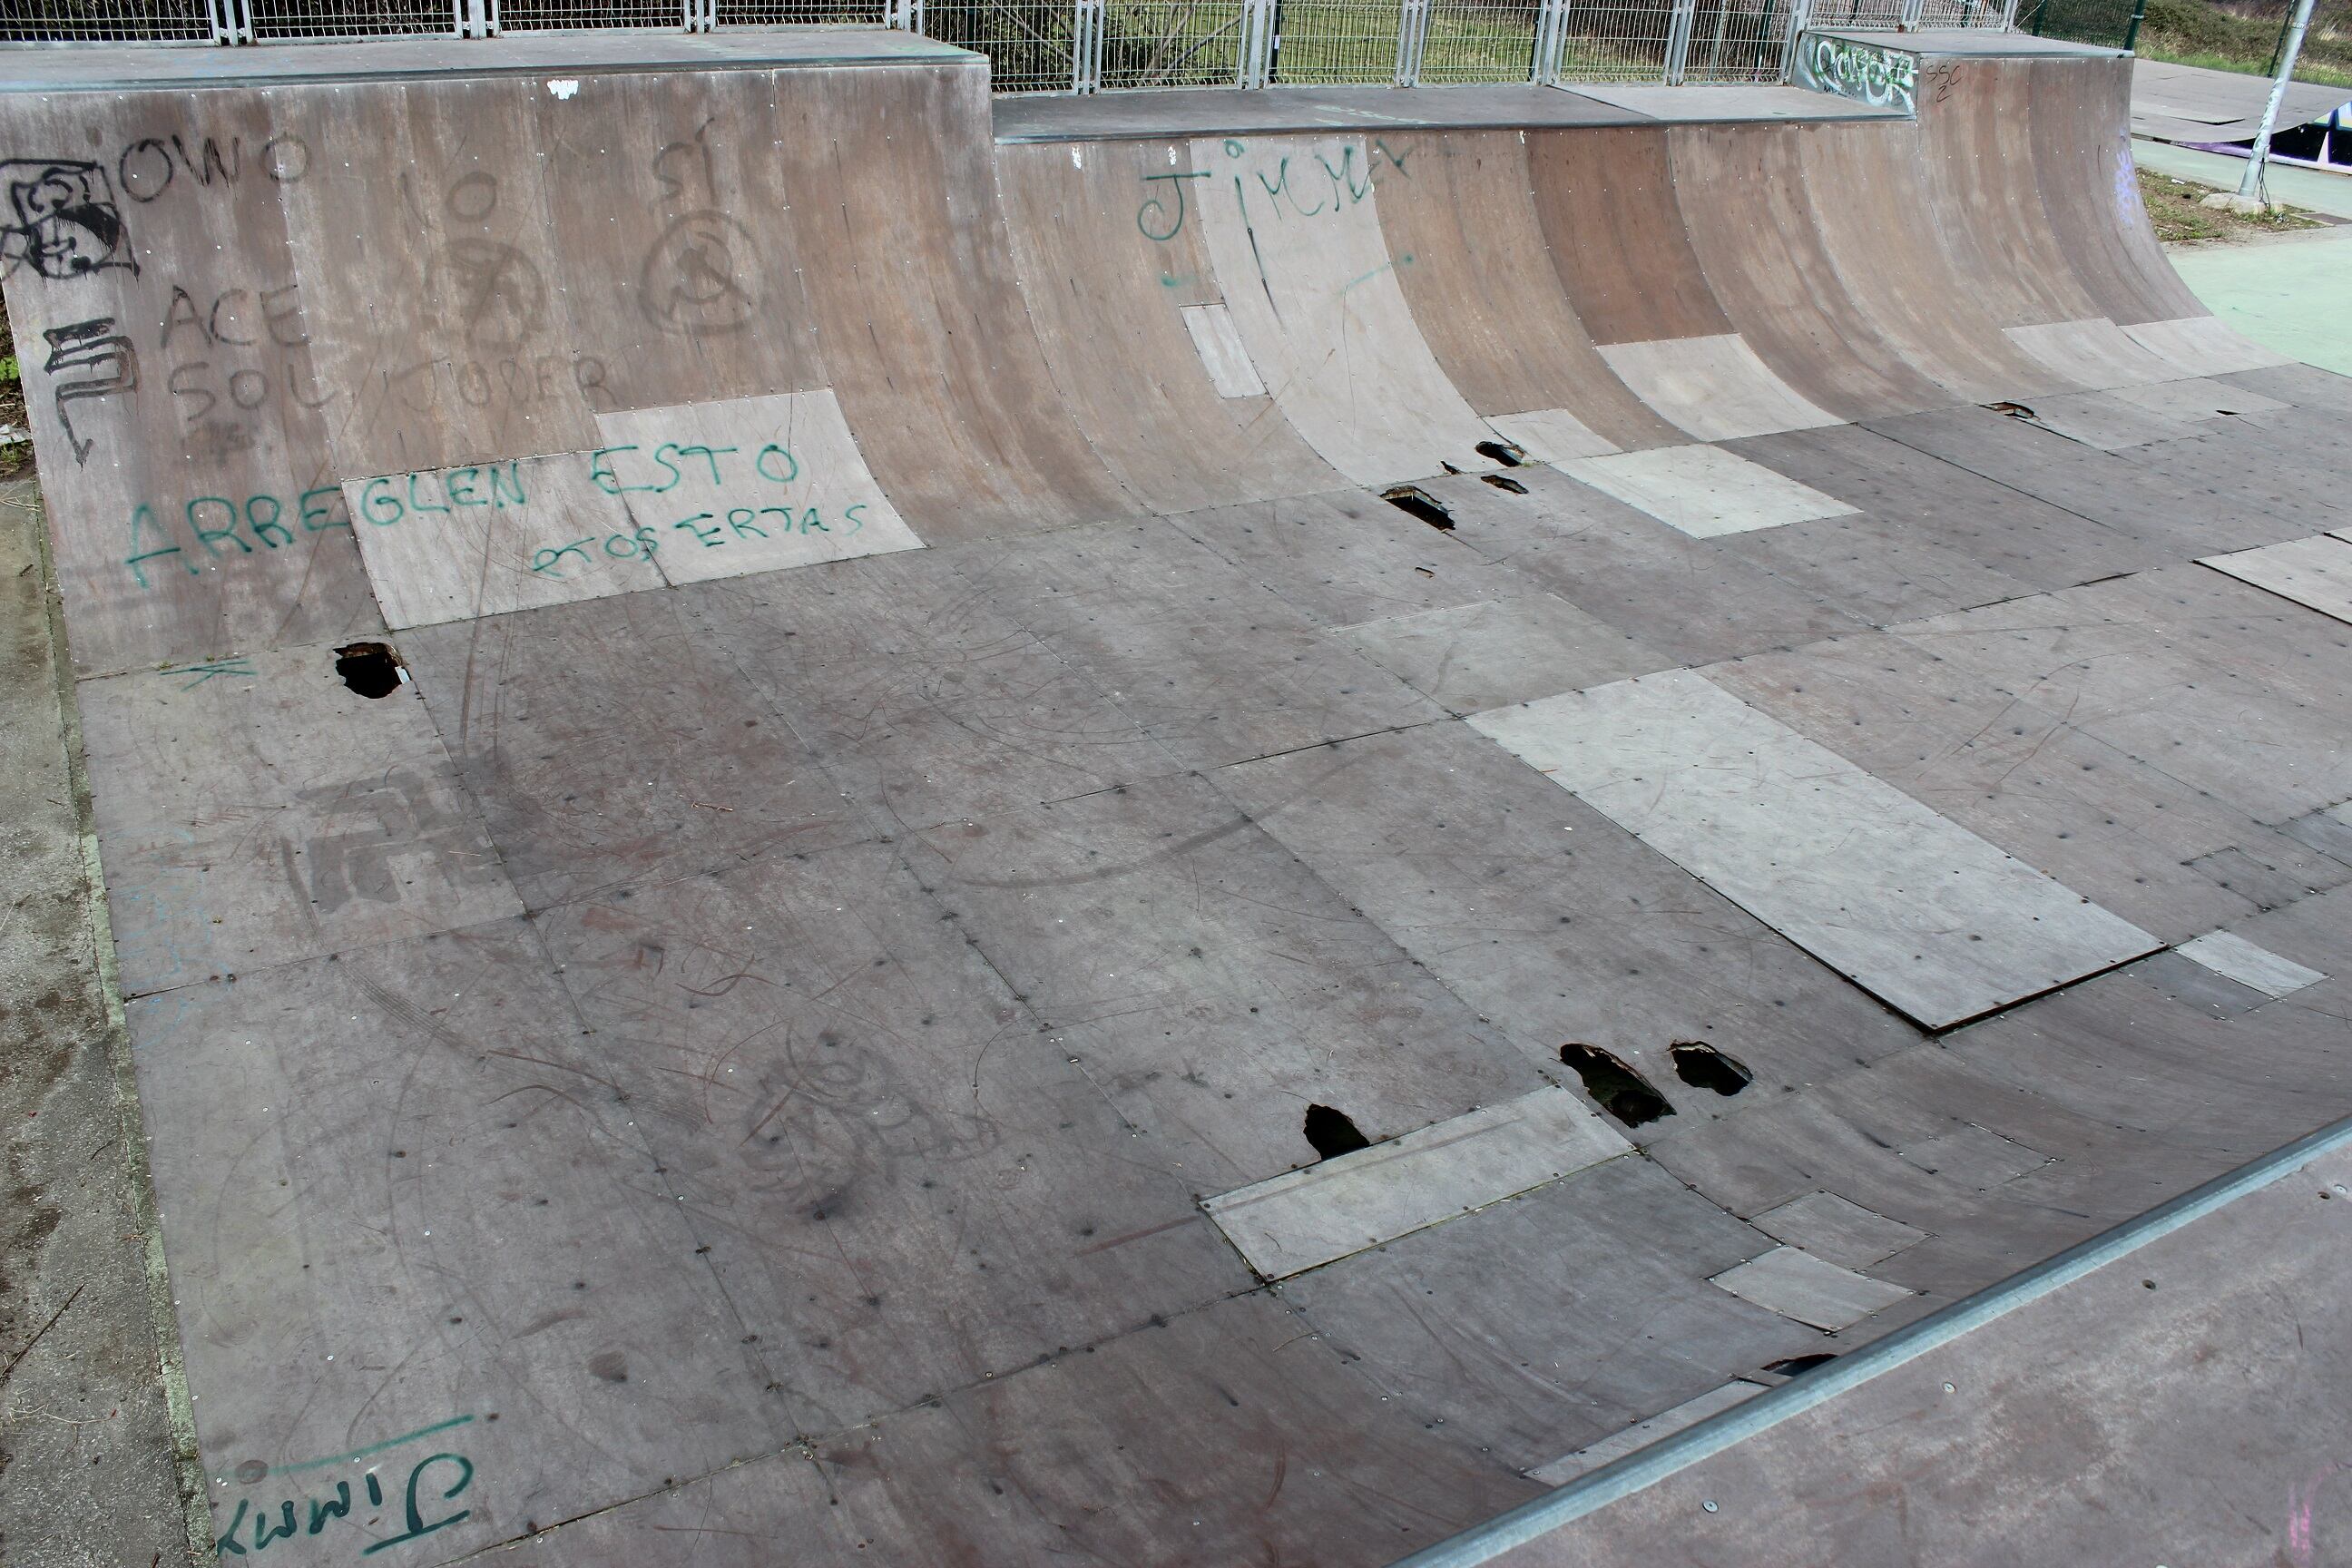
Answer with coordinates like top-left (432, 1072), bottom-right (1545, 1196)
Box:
top-left (638, 211), bottom-right (759, 338)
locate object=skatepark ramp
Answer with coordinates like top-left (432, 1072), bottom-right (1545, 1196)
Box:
top-left (5, 22), bottom-right (2352, 1566)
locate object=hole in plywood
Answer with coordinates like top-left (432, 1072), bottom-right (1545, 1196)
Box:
top-left (1475, 439), bottom-right (1527, 467)
top-left (1382, 485), bottom-right (1455, 532)
top-left (1764, 1353), bottom-right (1838, 1377)
top-left (1559, 1044), bottom-right (1674, 1129)
top-left (1985, 401), bottom-right (2037, 420)
top-left (1480, 474), bottom-right (1529, 495)
top-left (1670, 1042), bottom-right (1752, 1097)
top-left (1303, 1104), bottom-right (1372, 1161)
top-left (334, 642), bottom-right (407, 700)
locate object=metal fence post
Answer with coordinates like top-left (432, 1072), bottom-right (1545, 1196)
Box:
top-left (1777, 0), bottom-right (1811, 79)
top-left (1073, 0), bottom-right (1104, 92)
top-left (458, 0), bottom-right (487, 34)
top-left (206, 0), bottom-right (249, 44)
top-left (1897, 0), bottom-right (1924, 28)
top-left (1395, 0), bottom-right (1429, 85)
top-left (1662, 0), bottom-right (1696, 83)
top-left (1531, 0), bottom-right (1567, 82)
top-left (1240, 0), bottom-right (1276, 84)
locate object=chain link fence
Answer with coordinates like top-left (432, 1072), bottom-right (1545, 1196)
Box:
top-left (2, 0), bottom-right (2008, 91)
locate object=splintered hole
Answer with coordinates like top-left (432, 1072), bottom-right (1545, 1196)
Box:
top-left (334, 641), bottom-right (407, 700)
top-left (1382, 485), bottom-right (1455, 532)
top-left (1984, 401), bottom-right (2037, 420)
top-left (1669, 1041), bottom-right (1753, 1097)
top-left (1303, 1103), bottom-right (1372, 1161)
top-left (1474, 439), bottom-right (1528, 467)
top-left (1559, 1044), bottom-right (1674, 1128)
top-left (1480, 474), bottom-right (1529, 495)
top-left (1765, 1353), bottom-right (1838, 1377)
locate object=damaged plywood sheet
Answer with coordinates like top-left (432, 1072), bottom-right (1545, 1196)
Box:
top-left (2108, 376), bottom-right (2289, 424)
top-left (1594, 335), bottom-right (1841, 441)
top-left (1201, 1088), bottom-right (1630, 1279)
top-left (1189, 135), bottom-right (1504, 485)
top-left (2201, 534), bottom-right (2352, 626)
top-left (1751, 1191), bottom-right (1926, 1270)
top-left (1554, 445), bottom-right (1859, 538)
top-left (1468, 670), bottom-right (2161, 1029)
top-left (1708, 1244), bottom-right (1913, 1331)
top-left (595, 389), bottom-right (921, 584)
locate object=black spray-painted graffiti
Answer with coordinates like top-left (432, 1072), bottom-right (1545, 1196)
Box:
top-left (1797, 35), bottom-right (1917, 116)
top-left (412, 172), bottom-right (546, 354)
top-left (43, 318), bottom-right (139, 466)
top-left (640, 120), bottom-right (760, 338)
top-left (294, 769), bottom-right (507, 912)
top-left (115, 132), bottom-right (309, 203)
top-left (0, 159), bottom-right (138, 279)
top-left (1137, 136), bottom-right (1412, 242)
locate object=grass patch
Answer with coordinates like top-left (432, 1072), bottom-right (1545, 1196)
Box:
top-left (2136, 0), bottom-right (2352, 84)
top-left (2139, 163), bottom-right (2329, 240)
top-left (0, 289), bottom-right (30, 482)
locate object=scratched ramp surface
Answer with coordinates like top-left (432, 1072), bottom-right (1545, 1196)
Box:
top-left (8, 27), bottom-right (2352, 1568)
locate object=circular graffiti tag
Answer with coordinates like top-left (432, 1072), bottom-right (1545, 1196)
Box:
top-left (638, 211), bottom-right (760, 338)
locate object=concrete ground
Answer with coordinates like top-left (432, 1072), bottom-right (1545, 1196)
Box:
top-left (0, 482), bottom-right (199, 1567)
top-left (2132, 140), bottom-right (2352, 376)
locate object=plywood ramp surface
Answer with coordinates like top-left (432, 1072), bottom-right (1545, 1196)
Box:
top-left (2024, 55), bottom-right (2209, 328)
top-left (1189, 134), bottom-right (1501, 485)
top-left (0, 93), bottom-right (382, 676)
top-left (1373, 130), bottom-right (1685, 449)
top-left (1470, 670), bottom-right (2161, 1029)
top-left (1668, 123), bottom-right (1951, 420)
top-left (1532, 126), bottom-right (1733, 347)
top-left (995, 137), bottom-right (1342, 511)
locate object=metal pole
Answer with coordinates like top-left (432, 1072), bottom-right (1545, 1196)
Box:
top-left (2121, 0), bottom-right (2146, 51)
top-left (2236, 0), bottom-right (2318, 205)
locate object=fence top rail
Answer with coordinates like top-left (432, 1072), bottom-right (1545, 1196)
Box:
top-left (0, 24), bottom-right (967, 88)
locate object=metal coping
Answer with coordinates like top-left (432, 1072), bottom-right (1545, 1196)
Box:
top-left (991, 82), bottom-right (1906, 143)
top-left (0, 29), bottom-right (977, 93)
top-left (1808, 25), bottom-right (2127, 57)
top-left (1393, 1109), bottom-right (2352, 1567)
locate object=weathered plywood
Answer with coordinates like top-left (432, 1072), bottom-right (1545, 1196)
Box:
top-left (1555, 445), bottom-right (1859, 538)
top-left (2200, 534), bottom-right (2352, 626)
top-left (79, 642), bottom-right (520, 996)
top-left (1329, 593), bottom-right (1669, 715)
top-left (1202, 1088), bottom-right (1630, 1279)
top-left (1468, 669), bottom-right (2161, 1028)
top-left (2135, 312), bottom-right (2295, 376)
top-left (128, 920), bottom-right (795, 1565)
top-left (0, 92), bottom-right (382, 676)
top-left (998, 137), bottom-right (1338, 511)
top-left (594, 388), bottom-right (920, 585)
top-left (1180, 301), bottom-right (1267, 398)
top-left (1752, 1191), bottom-right (1928, 1270)
top-left (2175, 930), bottom-right (2326, 999)
top-left (1709, 1244), bottom-right (1915, 1330)
top-left (2004, 390), bottom-right (2202, 452)
top-left (344, 449), bottom-right (657, 628)
top-left (1167, 488), bottom-right (1525, 629)
top-left (1528, 1381), bottom-right (1769, 1486)
top-left (2003, 318), bottom-right (2173, 389)
top-left (1191, 134), bottom-right (1501, 485)
top-left (1597, 336), bottom-right (1843, 441)
top-left (1487, 407), bottom-right (1622, 462)
top-left (2108, 375), bottom-right (2289, 423)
